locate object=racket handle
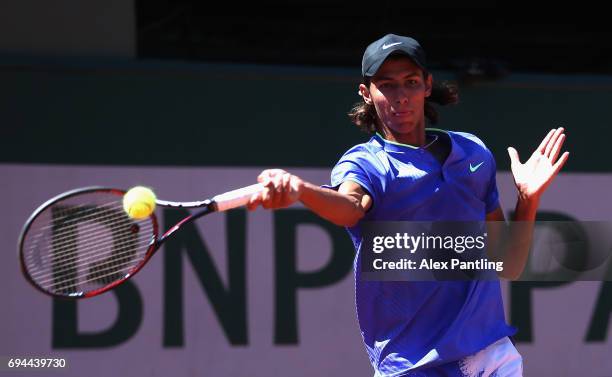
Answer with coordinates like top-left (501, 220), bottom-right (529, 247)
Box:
top-left (212, 183), bottom-right (264, 211)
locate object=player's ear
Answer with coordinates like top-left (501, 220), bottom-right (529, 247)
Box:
top-left (359, 83), bottom-right (373, 105)
top-left (424, 73), bottom-right (433, 98)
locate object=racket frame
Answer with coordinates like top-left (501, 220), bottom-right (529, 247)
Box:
top-left (17, 186), bottom-right (217, 299)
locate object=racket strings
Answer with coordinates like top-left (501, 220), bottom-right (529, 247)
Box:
top-left (33, 238), bottom-right (149, 284)
top-left (24, 204), bottom-right (131, 262)
top-left (28, 235), bottom-right (154, 283)
top-left (30, 214), bottom-right (152, 268)
top-left (32, 203), bottom-right (132, 251)
top-left (47, 257), bottom-right (147, 292)
top-left (28, 225), bottom-right (153, 276)
top-left (41, 242), bottom-right (153, 290)
top-left (30, 200), bottom-right (125, 235)
top-left (27, 203), bottom-right (140, 265)
top-left (22, 192), bottom-right (156, 295)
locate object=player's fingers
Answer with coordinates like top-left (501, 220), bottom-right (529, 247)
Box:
top-left (270, 174), bottom-right (284, 207)
top-left (552, 151), bottom-right (570, 174)
top-left (281, 173), bottom-right (291, 205)
top-left (268, 168), bottom-right (288, 179)
top-left (257, 170), bottom-right (272, 185)
top-left (246, 192), bottom-right (261, 211)
top-left (507, 147), bottom-right (520, 166)
top-left (536, 128), bottom-right (556, 154)
top-left (549, 133), bottom-right (566, 162)
top-left (257, 169), bottom-right (286, 184)
top-left (544, 127), bottom-right (564, 158)
top-left (261, 186), bottom-right (273, 209)
top-left (273, 173), bottom-right (284, 192)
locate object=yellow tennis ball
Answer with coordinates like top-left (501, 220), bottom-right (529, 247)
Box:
top-left (123, 186), bottom-right (156, 219)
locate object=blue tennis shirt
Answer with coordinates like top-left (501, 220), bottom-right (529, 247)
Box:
top-left (326, 129), bottom-right (516, 376)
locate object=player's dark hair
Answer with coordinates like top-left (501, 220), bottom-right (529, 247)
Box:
top-left (348, 72), bottom-right (459, 134)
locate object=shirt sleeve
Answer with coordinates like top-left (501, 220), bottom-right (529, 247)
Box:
top-left (321, 149), bottom-right (383, 212)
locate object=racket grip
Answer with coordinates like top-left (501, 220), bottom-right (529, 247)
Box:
top-left (212, 183), bottom-right (264, 211)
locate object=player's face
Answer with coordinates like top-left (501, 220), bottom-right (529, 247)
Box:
top-left (360, 57), bottom-right (432, 137)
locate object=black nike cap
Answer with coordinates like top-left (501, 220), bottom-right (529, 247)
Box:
top-left (361, 34), bottom-right (427, 77)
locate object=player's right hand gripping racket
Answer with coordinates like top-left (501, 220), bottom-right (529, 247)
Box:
top-left (18, 184), bottom-right (263, 299)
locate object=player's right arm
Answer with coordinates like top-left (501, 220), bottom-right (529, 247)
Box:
top-left (247, 169), bottom-right (372, 227)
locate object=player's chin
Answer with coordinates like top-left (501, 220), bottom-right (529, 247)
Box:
top-left (389, 121), bottom-right (417, 134)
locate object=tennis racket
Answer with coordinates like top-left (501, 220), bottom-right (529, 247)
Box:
top-left (18, 184), bottom-right (263, 299)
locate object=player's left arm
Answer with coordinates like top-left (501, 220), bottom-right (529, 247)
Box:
top-left (486, 127), bottom-right (569, 280)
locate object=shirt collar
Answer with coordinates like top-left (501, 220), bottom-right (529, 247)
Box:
top-left (372, 129), bottom-right (467, 164)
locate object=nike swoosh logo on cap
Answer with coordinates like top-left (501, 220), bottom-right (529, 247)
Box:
top-left (469, 162), bottom-right (484, 173)
top-left (382, 42), bottom-right (402, 50)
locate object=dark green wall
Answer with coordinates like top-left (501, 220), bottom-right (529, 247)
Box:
top-left (1, 58), bottom-right (611, 171)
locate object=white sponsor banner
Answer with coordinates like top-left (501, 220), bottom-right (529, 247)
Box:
top-left (0, 164), bottom-right (611, 377)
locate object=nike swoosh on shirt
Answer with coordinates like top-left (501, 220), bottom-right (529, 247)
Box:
top-left (469, 162), bottom-right (484, 173)
top-left (382, 42), bottom-right (402, 50)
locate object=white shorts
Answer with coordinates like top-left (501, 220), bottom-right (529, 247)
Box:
top-left (458, 336), bottom-right (523, 377)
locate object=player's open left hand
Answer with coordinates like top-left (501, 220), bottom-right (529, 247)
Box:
top-left (247, 169), bottom-right (304, 210)
top-left (507, 127), bottom-right (569, 201)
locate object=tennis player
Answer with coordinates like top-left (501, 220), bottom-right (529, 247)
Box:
top-left (248, 34), bottom-right (568, 376)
